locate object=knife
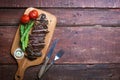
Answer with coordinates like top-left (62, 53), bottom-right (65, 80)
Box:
top-left (38, 39), bottom-right (58, 79)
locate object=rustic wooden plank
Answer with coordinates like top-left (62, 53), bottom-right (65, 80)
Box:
top-left (0, 9), bottom-right (120, 26)
top-left (0, 26), bottom-right (120, 64)
top-left (0, 64), bottom-right (120, 80)
top-left (0, 27), bottom-right (17, 64)
top-left (0, 0), bottom-right (120, 8)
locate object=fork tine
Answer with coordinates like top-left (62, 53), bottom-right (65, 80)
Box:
top-left (54, 49), bottom-right (64, 61)
top-left (56, 49), bottom-right (64, 58)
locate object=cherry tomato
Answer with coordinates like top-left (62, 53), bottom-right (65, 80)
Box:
top-left (21, 14), bottom-right (30, 23)
top-left (29, 10), bottom-right (38, 19)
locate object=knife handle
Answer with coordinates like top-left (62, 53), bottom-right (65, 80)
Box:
top-left (44, 60), bottom-right (54, 73)
top-left (38, 57), bottom-right (49, 79)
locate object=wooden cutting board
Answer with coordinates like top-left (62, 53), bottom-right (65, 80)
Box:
top-left (11, 7), bottom-right (57, 80)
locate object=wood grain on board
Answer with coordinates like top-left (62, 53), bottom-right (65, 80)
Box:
top-left (0, 64), bottom-right (120, 80)
top-left (0, 0), bottom-right (120, 8)
top-left (0, 0), bottom-right (120, 80)
top-left (0, 9), bottom-right (120, 26)
top-left (0, 26), bottom-right (120, 64)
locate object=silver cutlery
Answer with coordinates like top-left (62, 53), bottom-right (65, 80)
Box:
top-left (37, 40), bottom-right (64, 80)
top-left (38, 39), bottom-right (58, 79)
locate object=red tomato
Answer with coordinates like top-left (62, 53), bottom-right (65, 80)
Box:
top-left (29, 10), bottom-right (38, 19)
top-left (21, 14), bottom-right (30, 23)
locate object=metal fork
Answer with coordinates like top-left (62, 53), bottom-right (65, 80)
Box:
top-left (38, 49), bottom-right (64, 79)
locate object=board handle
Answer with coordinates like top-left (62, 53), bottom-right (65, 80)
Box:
top-left (15, 63), bottom-right (27, 80)
top-left (15, 67), bottom-right (26, 80)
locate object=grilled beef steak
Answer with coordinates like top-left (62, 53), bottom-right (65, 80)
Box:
top-left (26, 14), bottom-right (49, 60)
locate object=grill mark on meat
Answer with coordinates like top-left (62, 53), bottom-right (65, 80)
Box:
top-left (32, 43), bottom-right (45, 46)
top-left (32, 29), bottom-right (49, 33)
top-left (29, 36), bottom-right (45, 40)
top-left (29, 40), bottom-right (45, 44)
top-left (32, 49), bottom-right (40, 52)
top-left (29, 33), bottom-right (46, 37)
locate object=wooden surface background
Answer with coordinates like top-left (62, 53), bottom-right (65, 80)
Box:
top-left (0, 0), bottom-right (120, 80)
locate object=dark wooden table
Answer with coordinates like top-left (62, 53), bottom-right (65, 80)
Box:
top-left (0, 0), bottom-right (120, 80)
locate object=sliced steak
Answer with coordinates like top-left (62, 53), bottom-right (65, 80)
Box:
top-left (26, 14), bottom-right (49, 60)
